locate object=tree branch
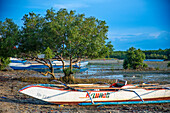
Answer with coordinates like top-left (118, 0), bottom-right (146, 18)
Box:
top-left (21, 53), bottom-right (56, 79)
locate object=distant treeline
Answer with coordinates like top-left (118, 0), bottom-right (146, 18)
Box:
top-left (110, 49), bottom-right (170, 60)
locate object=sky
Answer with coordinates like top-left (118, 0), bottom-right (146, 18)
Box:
top-left (0, 0), bottom-right (170, 51)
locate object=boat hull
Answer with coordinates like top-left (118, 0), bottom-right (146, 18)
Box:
top-left (19, 84), bottom-right (170, 105)
top-left (9, 58), bottom-right (88, 70)
top-left (79, 100), bottom-right (170, 105)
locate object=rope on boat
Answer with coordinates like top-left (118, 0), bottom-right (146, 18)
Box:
top-left (121, 89), bottom-right (144, 102)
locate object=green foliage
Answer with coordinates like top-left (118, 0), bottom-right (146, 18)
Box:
top-left (110, 51), bottom-right (127, 59)
top-left (123, 47), bottom-right (146, 69)
top-left (43, 47), bottom-right (54, 59)
top-left (0, 8), bottom-right (112, 77)
top-left (18, 8), bottom-right (110, 59)
top-left (17, 8), bottom-right (111, 78)
top-left (62, 68), bottom-right (77, 76)
top-left (0, 19), bottom-right (19, 70)
top-left (0, 18), bottom-right (19, 57)
top-left (0, 57), bottom-right (10, 70)
top-left (155, 67), bottom-right (159, 70)
top-left (19, 12), bottom-right (45, 53)
top-left (146, 54), bottom-right (167, 59)
top-left (143, 49), bottom-right (170, 60)
top-left (143, 63), bottom-right (148, 68)
top-left (110, 49), bottom-right (170, 60)
top-left (168, 62), bottom-right (170, 67)
top-left (63, 68), bottom-right (72, 77)
top-left (105, 41), bottom-right (114, 58)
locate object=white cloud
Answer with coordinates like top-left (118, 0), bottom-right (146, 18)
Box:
top-left (53, 3), bottom-right (89, 9)
top-left (108, 31), bottom-right (170, 42)
top-left (111, 33), bottom-right (155, 42)
top-left (110, 31), bottom-right (170, 48)
top-left (157, 31), bottom-right (170, 40)
top-left (149, 32), bottom-right (162, 38)
top-left (110, 31), bottom-right (170, 50)
top-left (108, 32), bottom-right (142, 41)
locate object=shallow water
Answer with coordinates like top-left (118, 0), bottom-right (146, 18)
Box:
top-left (76, 73), bottom-right (170, 83)
top-left (28, 63), bottom-right (170, 83)
top-left (74, 64), bottom-right (170, 83)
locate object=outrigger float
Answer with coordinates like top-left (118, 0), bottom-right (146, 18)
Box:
top-left (19, 79), bottom-right (170, 105)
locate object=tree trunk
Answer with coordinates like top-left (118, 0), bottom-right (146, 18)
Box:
top-left (70, 56), bottom-right (72, 74)
top-left (61, 59), bottom-right (65, 71)
top-left (57, 55), bottom-right (65, 71)
top-left (48, 59), bottom-right (56, 79)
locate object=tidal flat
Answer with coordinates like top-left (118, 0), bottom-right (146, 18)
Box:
top-left (75, 60), bottom-right (170, 84)
top-left (0, 60), bottom-right (170, 113)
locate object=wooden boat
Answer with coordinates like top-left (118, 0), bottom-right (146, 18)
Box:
top-left (19, 79), bottom-right (170, 105)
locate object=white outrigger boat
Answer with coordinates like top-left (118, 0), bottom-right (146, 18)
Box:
top-left (19, 79), bottom-right (170, 105)
top-left (9, 58), bottom-right (88, 71)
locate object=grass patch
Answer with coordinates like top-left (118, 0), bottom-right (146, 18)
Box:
top-left (67, 78), bottom-right (116, 84)
top-left (18, 76), bottom-right (116, 84)
top-left (14, 76), bottom-right (170, 85)
top-left (19, 77), bottom-right (53, 84)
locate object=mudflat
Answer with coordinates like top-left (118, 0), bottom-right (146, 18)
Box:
top-left (0, 70), bottom-right (170, 113)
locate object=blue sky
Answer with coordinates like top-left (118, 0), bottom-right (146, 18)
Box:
top-left (0, 0), bottom-right (170, 51)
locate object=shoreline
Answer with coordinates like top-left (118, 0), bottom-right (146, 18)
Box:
top-left (1, 60), bottom-right (170, 112)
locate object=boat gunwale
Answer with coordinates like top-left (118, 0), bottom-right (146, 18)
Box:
top-left (19, 84), bottom-right (168, 93)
